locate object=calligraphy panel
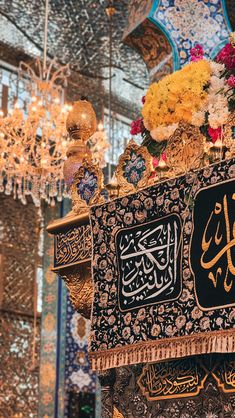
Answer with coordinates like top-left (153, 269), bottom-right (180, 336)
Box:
top-left (54, 224), bottom-right (92, 268)
top-left (116, 214), bottom-right (182, 311)
top-left (212, 356), bottom-right (235, 393)
top-left (138, 358), bottom-right (208, 400)
top-left (191, 179), bottom-right (235, 310)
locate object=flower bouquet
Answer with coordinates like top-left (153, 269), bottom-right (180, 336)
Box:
top-left (130, 35), bottom-right (235, 175)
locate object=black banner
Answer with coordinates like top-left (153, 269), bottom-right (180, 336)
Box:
top-left (191, 179), bottom-right (235, 310)
top-left (116, 215), bottom-right (182, 311)
top-left (90, 158), bottom-right (235, 371)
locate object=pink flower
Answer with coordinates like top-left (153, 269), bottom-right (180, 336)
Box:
top-left (153, 152), bottom-right (167, 167)
top-left (227, 75), bottom-right (235, 88)
top-left (190, 44), bottom-right (204, 62)
top-left (208, 126), bottom-right (223, 143)
top-left (141, 96), bottom-right (146, 104)
top-left (217, 43), bottom-right (235, 70)
top-left (130, 118), bottom-right (144, 135)
top-left (152, 157), bottom-right (158, 168)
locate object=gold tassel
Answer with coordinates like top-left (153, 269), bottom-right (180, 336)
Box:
top-left (89, 329), bottom-right (235, 371)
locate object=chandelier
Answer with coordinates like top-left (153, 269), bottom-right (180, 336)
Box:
top-left (0, 0), bottom-right (74, 206)
top-left (0, 58), bottom-right (72, 206)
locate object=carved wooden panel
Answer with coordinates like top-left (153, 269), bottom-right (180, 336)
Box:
top-left (0, 194), bottom-right (41, 417)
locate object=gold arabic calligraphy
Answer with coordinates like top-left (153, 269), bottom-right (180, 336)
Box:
top-left (138, 359), bottom-right (207, 400)
top-left (55, 225), bottom-right (92, 266)
top-left (212, 360), bottom-right (235, 393)
top-left (201, 193), bottom-right (235, 292)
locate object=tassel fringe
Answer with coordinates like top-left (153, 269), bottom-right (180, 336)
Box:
top-left (89, 329), bottom-right (235, 371)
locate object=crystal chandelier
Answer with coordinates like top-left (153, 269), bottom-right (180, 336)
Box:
top-left (0, 0), bottom-right (72, 206)
top-left (0, 58), bottom-right (72, 206)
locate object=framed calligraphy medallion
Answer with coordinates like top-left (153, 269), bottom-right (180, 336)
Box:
top-left (138, 358), bottom-right (208, 400)
top-left (115, 214), bottom-right (182, 311)
top-left (190, 179), bottom-right (235, 310)
top-left (116, 140), bottom-right (152, 196)
top-left (212, 355), bottom-right (235, 393)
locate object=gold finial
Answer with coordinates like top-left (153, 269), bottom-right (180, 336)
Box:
top-left (66, 99), bottom-right (97, 142)
top-left (106, 173), bottom-right (120, 199)
top-left (229, 32), bottom-right (235, 48)
top-left (106, 7), bottom-right (116, 18)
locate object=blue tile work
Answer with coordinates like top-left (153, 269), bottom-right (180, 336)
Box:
top-left (150, 0), bottom-right (231, 67)
top-left (64, 296), bottom-right (96, 417)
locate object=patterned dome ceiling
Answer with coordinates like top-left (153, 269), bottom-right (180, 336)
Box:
top-left (0, 0), bottom-right (234, 102)
top-left (0, 0), bottom-right (149, 88)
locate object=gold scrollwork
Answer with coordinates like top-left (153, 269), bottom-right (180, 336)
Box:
top-left (165, 122), bottom-right (205, 176)
top-left (116, 139), bottom-right (152, 197)
top-left (224, 111), bottom-right (235, 158)
top-left (212, 359), bottom-right (235, 393)
top-left (60, 263), bottom-right (93, 319)
top-left (138, 358), bottom-right (208, 401)
top-left (71, 160), bottom-right (104, 215)
top-left (113, 406), bottom-right (125, 418)
top-left (55, 224), bottom-right (92, 267)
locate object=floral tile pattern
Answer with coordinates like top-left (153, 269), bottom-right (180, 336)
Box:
top-left (77, 169), bottom-right (98, 205)
top-left (123, 150), bottom-right (146, 186)
top-left (64, 298), bottom-right (96, 416)
top-left (152, 0), bottom-right (231, 66)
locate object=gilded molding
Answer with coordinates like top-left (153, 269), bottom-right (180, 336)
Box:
top-left (165, 122), bottom-right (205, 176)
top-left (71, 160), bottom-right (104, 215)
top-left (54, 224), bottom-right (92, 268)
top-left (60, 263), bottom-right (93, 319)
top-left (116, 140), bottom-right (152, 197)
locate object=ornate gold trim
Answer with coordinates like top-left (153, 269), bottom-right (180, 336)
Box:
top-left (71, 160), bottom-right (104, 214)
top-left (113, 406), bottom-right (125, 418)
top-left (51, 258), bottom-right (91, 272)
top-left (116, 139), bottom-right (152, 196)
top-left (138, 359), bottom-right (208, 401)
top-left (47, 212), bottom-right (89, 234)
top-left (212, 359), bottom-right (235, 393)
top-left (89, 328), bottom-right (235, 371)
top-left (224, 111), bottom-right (235, 158)
top-left (165, 122), bottom-right (205, 176)
top-left (60, 263), bottom-right (93, 319)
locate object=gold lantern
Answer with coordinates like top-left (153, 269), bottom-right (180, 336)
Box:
top-left (63, 99), bottom-right (97, 194)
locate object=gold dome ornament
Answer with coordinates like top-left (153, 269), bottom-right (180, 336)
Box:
top-left (66, 98), bottom-right (97, 142)
top-left (63, 98), bottom-right (97, 189)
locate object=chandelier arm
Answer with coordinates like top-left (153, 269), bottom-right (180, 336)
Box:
top-left (43, 0), bottom-right (49, 78)
top-left (19, 61), bottom-right (37, 83)
top-left (49, 63), bottom-right (70, 87)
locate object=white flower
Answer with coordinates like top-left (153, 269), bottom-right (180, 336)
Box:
top-left (191, 109), bottom-right (205, 127)
top-left (210, 61), bottom-right (225, 77)
top-left (208, 94), bottom-right (229, 128)
top-left (150, 123), bottom-right (178, 141)
top-left (209, 75), bottom-right (225, 93)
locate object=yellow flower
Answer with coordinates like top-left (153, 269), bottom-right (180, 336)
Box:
top-left (142, 60), bottom-right (211, 130)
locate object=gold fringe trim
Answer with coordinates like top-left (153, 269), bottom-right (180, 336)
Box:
top-left (89, 329), bottom-right (235, 371)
